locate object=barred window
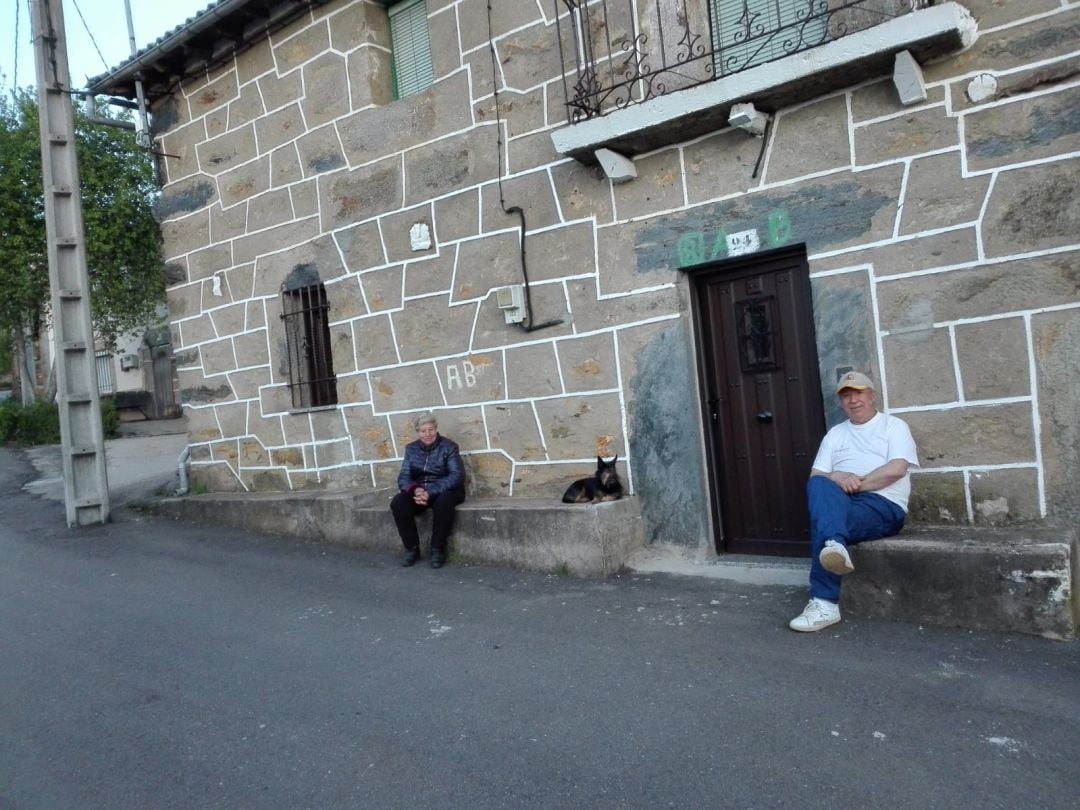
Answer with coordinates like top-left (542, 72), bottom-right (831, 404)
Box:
top-left (281, 276), bottom-right (337, 410)
top-left (388, 0), bottom-right (434, 99)
top-left (710, 0), bottom-right (830, 76)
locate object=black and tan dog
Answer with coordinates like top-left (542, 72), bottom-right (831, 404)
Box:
top-left (561, 456), bottom-right (623, 503)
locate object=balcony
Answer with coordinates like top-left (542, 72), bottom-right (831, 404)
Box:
top-left (551, 1), bottom-right (976, 162)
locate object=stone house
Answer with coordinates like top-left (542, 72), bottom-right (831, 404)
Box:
top-left (89, 0), bottom-right (1079, 558)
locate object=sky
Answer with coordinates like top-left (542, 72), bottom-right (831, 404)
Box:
top-left (1, 0), bottom-right (214, 93)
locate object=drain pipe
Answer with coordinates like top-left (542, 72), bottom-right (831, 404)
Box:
top-left (175, 446), bottom-right (190, 496)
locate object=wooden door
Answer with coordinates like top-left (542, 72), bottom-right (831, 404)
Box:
top-left (693, 247), bottom-right (825, 555)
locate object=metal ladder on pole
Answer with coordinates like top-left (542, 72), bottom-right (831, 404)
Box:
top-left (31, 0), bottom-right (110, 526)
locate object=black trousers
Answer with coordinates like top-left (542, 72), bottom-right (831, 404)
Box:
top-left (390, 489), bottom-right (464, 553)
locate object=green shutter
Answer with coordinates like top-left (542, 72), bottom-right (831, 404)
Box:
top-left (389, 0), bottom-right (434, 99)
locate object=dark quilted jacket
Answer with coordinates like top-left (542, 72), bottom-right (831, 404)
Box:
top-left (397, 435), bottom-right (465, 497)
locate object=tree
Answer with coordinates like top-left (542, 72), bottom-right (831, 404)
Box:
top-left (0, 88), bottom-right (165, 400)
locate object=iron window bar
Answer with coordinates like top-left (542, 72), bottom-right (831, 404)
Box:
top-left (281, 282), bottom-right (338, 410)
top-left (555, 0), bottom-right (931, 123)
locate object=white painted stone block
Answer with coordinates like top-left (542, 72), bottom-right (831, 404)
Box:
top-left (893, 50), bottom-right (927, 106)
top-left (410, 222), bottom-right (432, 251)
top-left (595, 148), bottom-right (637, 183)
top-left (966, 73), bottom-right (998, 103)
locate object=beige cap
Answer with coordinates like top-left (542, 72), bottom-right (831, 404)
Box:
top-left (835, 371), bottom-right (875, 394)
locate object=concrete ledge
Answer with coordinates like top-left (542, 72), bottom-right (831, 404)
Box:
top-left (841, 526), bottom-right (1078, 640)
top-left (148, 491), bottom-right (644, 577)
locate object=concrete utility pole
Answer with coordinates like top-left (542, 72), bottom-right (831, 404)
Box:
top-left (30, 0), bottom-right (110, 527)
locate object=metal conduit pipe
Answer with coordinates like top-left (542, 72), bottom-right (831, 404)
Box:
top-left (176, 446), bottom-right (191, 496)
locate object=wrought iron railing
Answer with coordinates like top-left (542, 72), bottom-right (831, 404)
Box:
top-left (555, 1), bottom-right (931, 123)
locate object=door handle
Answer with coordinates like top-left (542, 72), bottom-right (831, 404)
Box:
top-left (756, 410), bottom-right (773, 424)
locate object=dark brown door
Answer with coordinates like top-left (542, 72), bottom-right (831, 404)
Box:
top-left (692, 247), bottom-right (825, 556)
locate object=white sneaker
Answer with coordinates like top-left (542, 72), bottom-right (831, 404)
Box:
top-left (789, 598), bottom-right (841, 632)
top-left (820, 539), bottom-right (854, 575)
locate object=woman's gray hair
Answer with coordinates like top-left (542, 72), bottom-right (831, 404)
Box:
top-left (413, 411), bottom-right (437, 431)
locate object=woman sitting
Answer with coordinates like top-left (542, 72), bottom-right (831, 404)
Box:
top-left (390, 412), bottom-right (465, 569)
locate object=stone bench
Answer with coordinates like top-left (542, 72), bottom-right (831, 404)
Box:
top-left (840, 526), bottom-right (1078, 639)
top-left (146, 493), bottom-right (1077, 638)
top-left (150, 490), bottom-right (644, 577)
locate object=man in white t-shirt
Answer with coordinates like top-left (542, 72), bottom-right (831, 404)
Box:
top-left (789, 371), bottom-right (919, 632)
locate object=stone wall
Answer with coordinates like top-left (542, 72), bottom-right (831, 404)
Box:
top-left (154, 0), bottom-right (1080, 542)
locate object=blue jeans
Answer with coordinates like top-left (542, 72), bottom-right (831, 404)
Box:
top-left (807, 476), bottom-right (905, 603)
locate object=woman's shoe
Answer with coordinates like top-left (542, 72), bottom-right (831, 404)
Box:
top-left (430, 549), bottom-right (446, 569)
top-left (401, 547), bottom-right (421, 567)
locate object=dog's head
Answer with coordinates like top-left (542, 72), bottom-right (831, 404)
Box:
top-left (595, 455), bottom-right (620, 491)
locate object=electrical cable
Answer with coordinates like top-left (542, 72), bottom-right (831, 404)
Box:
top-left (486, 0), bottom-right (563, 333)
top-left (70, 0), bottom-right (110, 73)
top-left (751, 117), bottom-right (773, 179)
top-left (42, 0), bottom-right (60, 89)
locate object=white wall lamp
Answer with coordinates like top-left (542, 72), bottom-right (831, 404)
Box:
top-left (728, 102), bottom-right (771, 137)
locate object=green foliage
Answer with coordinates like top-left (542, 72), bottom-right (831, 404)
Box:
top-left (0, 331), bottom-right (11, 376)
top-left (0, 397), bottom-right (118, 445)
top-left (0, 89), bottom-right (165, 356)
top-left (99, 396), bottom-right (119, 439)
top-left (0, 398), bottom-right (60, 445)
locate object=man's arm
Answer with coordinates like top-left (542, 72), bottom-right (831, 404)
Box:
top-left (857, 459), bottom-right (909, 492)
top-left (811, 467), bottom-right (863, 494)
top-left (811, 459), bottom-right (908, 494)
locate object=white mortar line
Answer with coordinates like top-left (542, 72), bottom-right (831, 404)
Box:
top-left (515, 458), bottom-right (612, 467)
top-left (892, 159), bottom-right (911, 240)
top-left (560, 281), bottom-right (574, 335)
top-left (965, 150), bottom-right (1080, 178)
top-left (972, 169), bottom-right (996, 262)
top-left (872, 243), bottom-right (1080, 284)
top-left (853, 100), bottom-right (947, 129)
top-left (1023, 312), bottom-right (1049, 518)
top-left (465, 292), bottom-right (484, 353)
top-left (890, 395), bottom-right (1033, 415)
top-left (904, 301), bottom-right (1080, 332)
top-left (546, 166), bottom-right (566, 223)
top-left (678, 145), bottom-right (690, 209)
top-left (551, 339), bottom-right (567, 393)
top-left (435, 358), bottom-right (451, 407)
top-left (867, 267), bottom-right (890, 411)
top-left (612, 328), bottom-right (633, 495)
top-left (844, 91), bottom-right (857, 174)
top-left (948, 324), bottom-right (965, 404)
top-left (348, 321), bottom-right (360, 373)
top-left (957, 75), bottom-right (1080, 116)
top-left (596, 282), bottom-right (678, 302)
top-left (854, 144), bottom-right (959, 173)
top-left (915, 462), bottom-right (1041, 473)
top-left (806, 215), bottom-right (1040, 264)
top-left (529, 400), bottom-right (549, 460)
top-left (962, 468), bottom-right (974, 523)
top-left (386, 313), bottom-right (403, 366)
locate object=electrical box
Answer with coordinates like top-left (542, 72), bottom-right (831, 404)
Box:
top-left (496, 285), bottom-right (526, 324)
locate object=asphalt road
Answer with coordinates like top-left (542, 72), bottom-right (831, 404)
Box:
top-left (2, 446), bottom-right (1078, 809)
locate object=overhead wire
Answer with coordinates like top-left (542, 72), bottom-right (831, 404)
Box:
top-left (70, 0), bottom-right (110, 75)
